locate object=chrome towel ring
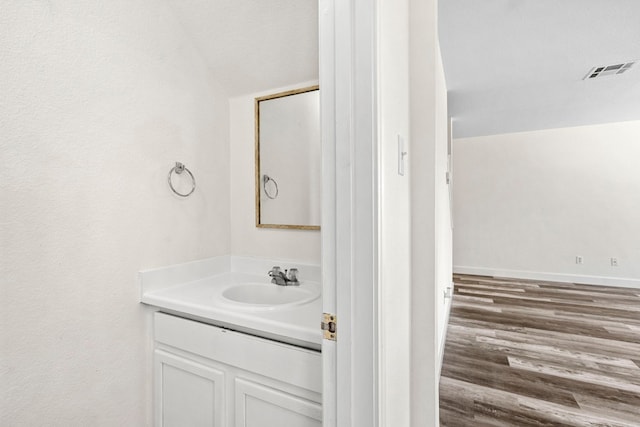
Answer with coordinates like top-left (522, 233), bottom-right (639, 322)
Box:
top-left (168, 162), bottom-right (196, 197)
top-left (263, 174), bottom-right (279, 199)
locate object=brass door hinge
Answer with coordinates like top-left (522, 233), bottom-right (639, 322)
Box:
top-left (321, 313), bottom-right (337, 341)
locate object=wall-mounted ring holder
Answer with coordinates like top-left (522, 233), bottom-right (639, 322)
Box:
top-left (263, 174), bottom-right (279, 199)
top-left (168, 162), bottom-right (196, 197)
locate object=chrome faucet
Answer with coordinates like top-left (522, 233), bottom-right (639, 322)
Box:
top-left (268, 266), bottom-right (300, 286)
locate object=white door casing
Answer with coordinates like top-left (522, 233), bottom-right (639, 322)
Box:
top-left (320, 0), bottom-right (378, 426)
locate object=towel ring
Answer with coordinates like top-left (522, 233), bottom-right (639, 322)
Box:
top-left (168, 162), bottom-right (196, 197)
top-left (263, 174), bottom-right (279, 199)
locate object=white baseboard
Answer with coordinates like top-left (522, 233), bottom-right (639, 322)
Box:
top-left (453, 266), bottom-right (640, 289)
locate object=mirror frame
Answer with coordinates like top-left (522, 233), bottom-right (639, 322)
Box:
top-left (255, 85), bottom-right (321, 230)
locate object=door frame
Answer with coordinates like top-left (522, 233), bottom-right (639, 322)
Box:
top-left (320, 0), bottom-right (379, 425)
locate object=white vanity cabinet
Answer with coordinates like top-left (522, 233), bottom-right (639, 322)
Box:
top-left (155, 350), bottom-right (225, 426)
top-left (153, 312), bottom-right (322, 427)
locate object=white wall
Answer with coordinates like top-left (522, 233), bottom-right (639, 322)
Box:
top-left (376, 3), bottom-right (453, 424)
top-left (0, 2), bottom-right (230, 425)
top-left (409, 0), bottom-right (452, 424)
top-left (453, 120), bottom-right (640, 287)
top-left (229, 84), bottom-right (321, 264)
top-left (377, 0), bottom-right (411, 424)
top-left (434, 46), bottom-right (453, 354)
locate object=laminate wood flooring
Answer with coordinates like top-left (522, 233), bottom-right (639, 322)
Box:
top-left (440, 274), bottom-right (640, 427)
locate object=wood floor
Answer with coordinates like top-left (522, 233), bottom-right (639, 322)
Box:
top-left (440, 274), bottom-right (640, 427)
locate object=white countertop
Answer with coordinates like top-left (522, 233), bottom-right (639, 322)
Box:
top-left (139, 256), bottom-right (322, 350)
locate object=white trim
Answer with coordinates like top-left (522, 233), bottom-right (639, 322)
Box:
top-left (453, 266), bottom-right (640, 289)
top-left (320, 0), bottom-right (379, 425)
top-left (319, 0), bottom-right (338, 422)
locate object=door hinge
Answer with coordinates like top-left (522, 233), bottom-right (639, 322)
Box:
top-left (321, 313), bottom-right (337, 341)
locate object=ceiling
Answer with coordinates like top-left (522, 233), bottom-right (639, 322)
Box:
top-left (439, 0), bottom-right (640, 138)
top-left (166, 1), bottom-right (640, 138)
top-left (166, 0), bottom-right (318, 97)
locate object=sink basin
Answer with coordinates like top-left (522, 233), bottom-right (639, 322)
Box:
top-left (221, 283), bottom-right (320, 309)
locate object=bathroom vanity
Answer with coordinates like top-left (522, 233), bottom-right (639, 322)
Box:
top-left (140, 256), bottom-right (322, 427)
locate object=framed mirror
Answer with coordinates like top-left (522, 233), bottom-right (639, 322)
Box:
top-left (255, 85), bottom-right (320, 230)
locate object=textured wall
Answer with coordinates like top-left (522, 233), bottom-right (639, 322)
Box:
top-left (0, 1), bottom-right (230, 425)
top-left (453, 120), bottom-right (640, 286)
top-left (229, 84), bottom-right (321, 264)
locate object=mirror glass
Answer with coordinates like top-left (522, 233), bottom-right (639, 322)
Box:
top-left (255, 86), bottom-right (320, 230)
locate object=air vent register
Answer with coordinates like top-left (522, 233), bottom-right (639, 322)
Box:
top-left (583, 62), bottom-right (635, 80)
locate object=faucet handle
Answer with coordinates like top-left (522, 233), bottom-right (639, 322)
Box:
top-left (287, 268), bottom-right (299, 281)
top-left (268, 266), bottom-right (281, 277)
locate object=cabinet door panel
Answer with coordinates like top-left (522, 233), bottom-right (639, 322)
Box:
top-left (235, 378), bottom-right (321, 427)
top-left (155, 350), bottom-right (225, 427)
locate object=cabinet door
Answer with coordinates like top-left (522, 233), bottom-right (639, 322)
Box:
top-left (155, 349), bottom-right (225, 427)
top-left (235, 378), bottom-right (321, 427)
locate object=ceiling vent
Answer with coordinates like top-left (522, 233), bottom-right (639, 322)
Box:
top-left (583, 62), bottom-right (635, 80)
